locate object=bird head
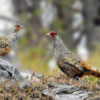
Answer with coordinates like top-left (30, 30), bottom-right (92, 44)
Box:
top-left (46, 31), bottom-right (57, 38)
top-left (13, 24), bottom-right (23, 32)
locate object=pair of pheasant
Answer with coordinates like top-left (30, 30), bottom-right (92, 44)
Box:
top-left (1, 25), bottom-right (100, 84)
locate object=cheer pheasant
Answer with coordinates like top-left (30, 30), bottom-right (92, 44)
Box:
top-left (0, 24), bottom-right (23, 56)
top-left (46, 31), bottom-right (100, 83)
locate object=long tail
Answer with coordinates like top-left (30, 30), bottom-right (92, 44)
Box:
top-left (80, 60), bottom-right (100, 78)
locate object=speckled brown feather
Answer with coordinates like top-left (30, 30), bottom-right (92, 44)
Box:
top-left (57, 60), bottom-right (83, 78)
top-left (0, 38), bottom-right (12, 56)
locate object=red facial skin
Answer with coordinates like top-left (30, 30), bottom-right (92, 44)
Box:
top-left (50, 32), bottom-right (57, 37)
top-left (15, 25), bottom-right (20, 29)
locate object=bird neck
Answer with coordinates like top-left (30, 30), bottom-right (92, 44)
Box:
top-left (53, 36), bottom-right (65, 48)
top-left (13, 28), bottom-right (19, 33)
top-left (12, 31), bottom-right (17, 39)
top-left (11, 28), bottom-right (18, 39)
top-left (8, 31), bottom-right (17, 47)
top-left (53, 36), bottom-right (68, 58)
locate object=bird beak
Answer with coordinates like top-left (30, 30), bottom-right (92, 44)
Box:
top-left (20, 25), bottom-right (23, 28)
top-left (45, 33), bottom-right (50, 36)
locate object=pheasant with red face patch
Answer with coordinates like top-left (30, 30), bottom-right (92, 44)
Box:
top-left (45, 31), bottom-right (100, 84)
top-left (0, 24), bottom-right (23, 56)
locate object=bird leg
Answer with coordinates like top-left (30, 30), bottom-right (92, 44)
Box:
top-left (78, 77), bottom-right (84, 86)
top-left (69, 78), bottom-right (73, 84)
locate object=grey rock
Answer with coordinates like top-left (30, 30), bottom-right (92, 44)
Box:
top-left (21, 70), bottom-right (43, 80)
top-left (19, 79), bottom-right (32, 90)
top-left (48, 82), bottom-right (78, 92)
top-left (0, 70), bottom-right (10, 78)
top-left (0, 60), bottom-right (34, 90)
top-left (32, 72), bottom-right (43, 79)
top-left (21, 70), bottom-right (33, 79)
top-left (42, 82), bottom-right (93, 100)
top-left (0, 59), bottom-right (23, 81)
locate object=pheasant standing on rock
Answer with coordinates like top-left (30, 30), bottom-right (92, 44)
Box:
top-left (0, 24), bottom-right (23, 56)
top-left (45, 31), bottom-right (100, 84)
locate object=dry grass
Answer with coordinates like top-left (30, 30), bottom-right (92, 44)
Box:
top-left (0, 71), bottom-right (99, 100)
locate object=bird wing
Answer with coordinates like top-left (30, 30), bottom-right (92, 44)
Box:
top-left (57, 54), bottom-right (84, 78)
top-left (63, 52), bottom-right (85, 71)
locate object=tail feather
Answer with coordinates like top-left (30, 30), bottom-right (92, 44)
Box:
top-left (80, 60), bottom-right (100, 78)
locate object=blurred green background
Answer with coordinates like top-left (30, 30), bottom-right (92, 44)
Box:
top-left (0, 0), bottom-right (100, 80)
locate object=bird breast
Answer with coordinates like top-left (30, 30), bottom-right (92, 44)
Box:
top-left (0, 40), bottom-right (11, 56)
